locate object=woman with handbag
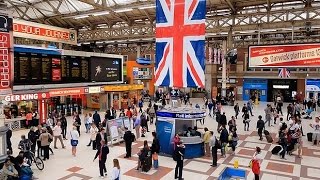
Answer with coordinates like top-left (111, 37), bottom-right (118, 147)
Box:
top-left (251, 147), bottom-right (262, 180)
top-left (70, 126), bottom-right (80, 157)
top-left (111, 159), bottom-right (121, 180)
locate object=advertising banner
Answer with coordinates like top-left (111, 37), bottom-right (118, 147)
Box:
top-left (156, 118), bottom-right (175, 155)
top-left (13, 19), bottom-right (77, 45)
top-left (90, 57), bottom-right (122, 83)
top-left (249, 44), bottom-right (320, 67)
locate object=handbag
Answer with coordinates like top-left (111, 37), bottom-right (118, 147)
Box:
top-left (70, 132), bottom-right (78, 146)
top-left (152, 153), bottom-right (159, 160)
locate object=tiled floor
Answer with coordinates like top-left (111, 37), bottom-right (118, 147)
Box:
top-left (8, 99), bottom-right (320, 180)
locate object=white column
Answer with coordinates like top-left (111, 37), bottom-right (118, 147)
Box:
top-left (221, 41), bottom-right (227, 97)
top-left (137, 44), bottom-right (141, 58)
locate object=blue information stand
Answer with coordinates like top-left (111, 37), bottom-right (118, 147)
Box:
top-left (218, 167), bottom-right (246, 180)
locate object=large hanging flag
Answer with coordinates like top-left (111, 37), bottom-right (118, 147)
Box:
top-left (278, 68), bottom-right (291, 78)
top-left (155, 0), bottom-right (206, 88)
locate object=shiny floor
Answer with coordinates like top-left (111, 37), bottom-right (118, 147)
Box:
top-left (9, 99), bottom-right (320, 180)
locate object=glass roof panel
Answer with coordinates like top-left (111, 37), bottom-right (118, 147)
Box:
top-left (114, 0), bottom-right (137, 5)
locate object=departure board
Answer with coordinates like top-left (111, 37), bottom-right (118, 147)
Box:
top-left (41, 57), bottom-right (51, 81)
top-left (14, 56), bottom-right (18, 81)
top-left (81, 58), bottom-right (89, 81)
top-left (19, 56), bottom-right (29, 80)
top-left (70, 57), bottom-right (81, 79)
top-left (61, 56), bottom-right (70, 78)
top-left (30, 55), bottom-right (41, 80)
top-left (52, 58), bottom-right (61, 81)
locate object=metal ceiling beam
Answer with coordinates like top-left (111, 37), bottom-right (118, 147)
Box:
top-left (266, 0), bottom-right (271, 10)
top-left (225, 0), bottom-right (236, 12)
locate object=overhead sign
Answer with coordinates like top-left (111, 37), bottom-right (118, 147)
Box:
top-left (49, 88), bottom-right (84, 97)
top-left (85, 86), bottom-right (103, 94)
top-left (0, 16), bottom-right (12, 95)
top-left (13, 19), bottom-right (77, 45)
top-left (4, 92), bottom-right (49, 102)
top-left (249, 44), bottom-right (320, 67)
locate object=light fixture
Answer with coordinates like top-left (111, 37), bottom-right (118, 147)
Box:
top-left (138, 5), bottom-right (156, 9)
top-left (74, 15), bottom-right (89, 19)
top-left (92, 11), bottom-right (110, 16)
top-left (114, 8), bottom-right (133, 13)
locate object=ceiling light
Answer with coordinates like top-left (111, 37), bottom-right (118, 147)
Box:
top-left (74, 15), bottom-right (89, 19)
top-left (93, 11), bottom-right (109, 16)
top-left (139, 5), bottom-right (156, 9)
top-left (114, 8), bottom-right (133, 13)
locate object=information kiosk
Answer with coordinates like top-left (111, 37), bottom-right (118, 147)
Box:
top-left (156, 107), bottom-right (206, 159)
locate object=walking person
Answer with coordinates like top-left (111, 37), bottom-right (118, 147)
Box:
top-left (230, 127), bottom-right (239, 155)
top-left (123, 127), bottom-right (134, 158)
top-left (111, 159), bottom-right (121, 180)
top-left (93, 111), bottom-right (101, 126)
top-left (234, 103), bottom-right (240, 119)
top-left (242, 104), bottom-right (248, 118)
top-left (279, 128), bottom-right (288, 160)
top-left (247, 101), bottom-right (254, 116)
top-left (208, 101), bottom-right (214, 117)
top-left (28, 127), bottom-right (37, 154)
top-left (257, 115), bottom-right (265, 141)
top-left (243, 112), bottom-right (250, 131)
top-left (93, 140), bottom-right (109, 178)
top-left (35, 125), bottom-right (43, 157)
top-left (74, 114), bottom-right (81, 136)
top-left (39, 128), bottom-right (53, 161)
top-left (5, 124), bottom-right (12, 153)
top-left (265, 104), bottom-right (272, 127)
top-left (228, 116), bottom-right (237, 132)
top-left (203, 127), bottom-right (211, 157)
top-left (252, 147), bottom-right (262, 180)
top-left (53, 122), bottom-right (66, 149)
top-left (96, 128), bottom-right (108, 150)
top-left (88, 123), bottom-right (99, 150)
top-left (209, 131), bottom-right (217, 167)
top-left (287, 104), bottom-right (293, 121)
top-left (70, 126), bottom-right (80, 157)
top-left (60, 114), bottom-right (68, 140)
top-left (151, 132), bottom-right (160, 169)
top-left (174, 141), bottom-right (185, 180)
top-left (134, 116), bottom-right (141, 139)
top-left (219, 126), bottom-right (229, 158)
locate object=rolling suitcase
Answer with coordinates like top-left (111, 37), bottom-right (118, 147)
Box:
top-left (271, 145), bottom-right (283, 155)
top-left (266, 134), bottom-right (273, 143)
top-left (264, 130), bottom-right (270, 136)
top-left (142, 152), bottom-right (152, 172)
top-left (307, 133), bottom-right (313, 142)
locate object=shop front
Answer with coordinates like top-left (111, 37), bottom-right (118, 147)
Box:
top-left (243, 79), bottom-right (268, 102)
top-left (306, 79), bottom-right (320, 100)
top-left (103, 84), bottom-right (144, 110)
top-left (267, 79), bottom-right (297, 102)
top-left (84, 86), bottom-right (104, 110)
top-left (4, 92), bottom-right (49, 130)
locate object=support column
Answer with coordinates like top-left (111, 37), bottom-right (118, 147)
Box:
top-left (137, 44), bottom-right (141, 58)
top-left (221, 40), bottom-right (227, 97)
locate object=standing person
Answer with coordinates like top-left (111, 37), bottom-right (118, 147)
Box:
top-left (140, 113), bottom-right (148, 137)
top-left (84, 113), bottom-right (90, 133)
top-left (252, 147), bottom-right (262, 180)
top-left (148, 106), bottom-right (155, 124)
top-left (60, 114), bottom-right (68, 140)
top-left (93, 140), bottom-right (109, 178)
top-left (234, 103), bottom-right (240, 119)
top-left (138, 99), bottom-right (143, 113)
top-left (35, 125), bottom-right (43, 157)
top-left (111, 159), bottom-right (121, 180)
top-left (151, 132), bottom-right (160, 169)
top-left (310, 117), bottom-right (320, 145)
top-left (174, 141), bottom-right (185, 180)
top-left (209, 131), bottom-right (217, 167)
top-left (134, 116), bottom-right (141, 139)
top-left (28, 127), bottom-right (37, 154)
top-left (203, 127), bottom-right (211, 157)
top-left (123, 127), bottom-right (134, 158)
top-left (53, 122), bottom-right (65, 149)
top-left (70, 126), bottom-right (80, 157)
top-left (230, 127), bottom-right (238, 155)
top-left (287, 104), bottom-right (293, 121)
top-left (257, 115), bottom-right (265, 141)
top-left (5, 124), bottom-right (12, 153)
top-left (74, 114), bottom-right (81, 136)
top-left (279, 128), bottom-right (288, 160)
top-left (18, 135), bottom-right (32, 162)
top-left (243, 112), bottom-right (250, 131)
top-left (228, 116), bottom-right (236, 132)
top-left (88, 123), bottom-right (99, 150)
top-left (220, 112), bottom-right (227, 128)
top-left (247, 101), bottom-right (254, 116)
top-left (25, 111), bottom-right (33, 129)
top-left (242, 104), bottom-right (248, 118)
top-left (219, 126), bottom-right (229, 158)
top-left (208, 101), bottom-right (214, 117)
top-left (216, 111), bottom-right (221, 131)
top-left (93, 111), bottom-right (101, 126)
top-left (39, 128), bottom-right (53, 161)
top-left (173, 134), bottom-right (181, 150)
top-left (96, 128), bottom-right (108, 150)
top-left (265, 104), bottom-right (272, 127)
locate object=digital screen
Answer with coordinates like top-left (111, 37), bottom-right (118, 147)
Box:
top-left (133, 67), bottom-right (153, 79)
top-left (52, 58), bottom-right (61, 81)
top-left (69, 56), bottom-right (81, 80)
top-left (81, 58), bottom-right (89, 81)
top-left (41, 56), bottom-right (51, 81)
top-left (90, 57), bottom-right (122, 82)
top-left (61, 56), bottom-right (69, 78)
top-left (30, 55), bottom-right (41, 80)
top-left (19, 55), bottom-right (29, 80)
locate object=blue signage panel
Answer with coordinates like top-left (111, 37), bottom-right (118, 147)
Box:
top-left (156, 120), bottom-right (174, 155)
top-left (156, 111), bottom-right (205, 119)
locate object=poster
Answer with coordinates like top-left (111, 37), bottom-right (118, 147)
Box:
top-left (123, 117), bottom-right (131, 130)
top-left (156, 118), bottom-right (175, 155)
top-left (108, 120), bottom-right (119, 139)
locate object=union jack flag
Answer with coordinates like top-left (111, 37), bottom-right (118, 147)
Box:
top-left (155, 0), bottom-right (206, 88)
top-left (278, 68), bottom-right (291, 78)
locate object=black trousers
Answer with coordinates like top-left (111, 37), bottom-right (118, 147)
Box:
top-left (42, 145), bottom-right (49, 160)
top-left (76, 126), bottom-right (80, 136)
top-left (212, 146), bottom-right (217, 166)
top-left (37, 141), bottom-right (43, 157)
top-left (254, 173), bottom-right (259, 180)
top-left (258, 128), bottom-right (263, 140)
top-left (62, 127), bottom-right (67, 139)
top-left (125, 142), bottom-right (132, 157)
top-left (99, 160), bottom-right (107, 176)
top-left (175, 160), bottom-right (183, 179)
top-left (7, 141), bottom-right (12, 153)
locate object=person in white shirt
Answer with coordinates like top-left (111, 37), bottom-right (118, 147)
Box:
top-left (111, 159), bottom-right (120, 180)
top-left (70, 126), bottom-right (80, 156)
top-left (310, 117), bottom-right (320, 145)
top-left (87, 123), bottom-right (99, 150)
top-left (53, 122), bottom-right (65, 149)
top-left (209, 131), bottom-right (217, 167)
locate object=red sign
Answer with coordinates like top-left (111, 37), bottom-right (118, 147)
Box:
top-left (52, 58), bottom-right (61, 81)
top-left (49, 88), bottom-right (85, 97)
top-left (13, 19), bottom-right (77, 45)
top-left (39, 100), bottom-right (47, 124)
top-left (0, 32), bottom-right (11, 93)
top-left (4, 92), bottom-right (49, 102)
top-left (249, 44), bottom-right (320, 67)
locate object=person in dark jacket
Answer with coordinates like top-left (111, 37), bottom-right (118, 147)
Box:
top-left (140, 113), bottom-right (148, 137)
top-left (5, 124), bottom-right (12, 153)
top-left (96, 128), bottom-right (108, 150)
top-left (242, 104), bottom-right (248, 118)
top-left (256, 115), bottom-right (265, 140)
top-left (174, 141), bottom-right (185, 180)
top-left (93, 111), bottom-right (101, 126)
top-left (220, 112), bottom-right (227, 128)
top-left (123, 127), bottom-right (134, 158)
top-left (93, 140), bottom-right (109, 178)
top-left (151, 132), bottom-right (160, 168)
top-left (219, 126), bottom-right (229, 157)
top-left (74, 114), bottom-right (81, 136)
top-left (28, 127), bottom-right (37, 153)
top-left (60, 114), bottom-right (68, 140)
top-left (234, 103), bottom-right (240, 119)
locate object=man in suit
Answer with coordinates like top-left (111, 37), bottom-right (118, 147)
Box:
top-left (123, 127), bottom-right (134, 158)
top-left (174, 141), bottom-right (185, 180)
top-left (93, 111), bottom-right (101, 126)
top-left (93, 140), bottom-right (109, 178)
top-left (95, 128), bottom-right (107, 150)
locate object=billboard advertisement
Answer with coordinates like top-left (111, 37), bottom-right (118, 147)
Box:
top-left (249, 44), bottom-right (320, 67)
top-left (90, 57), bottom-right (122, 83)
